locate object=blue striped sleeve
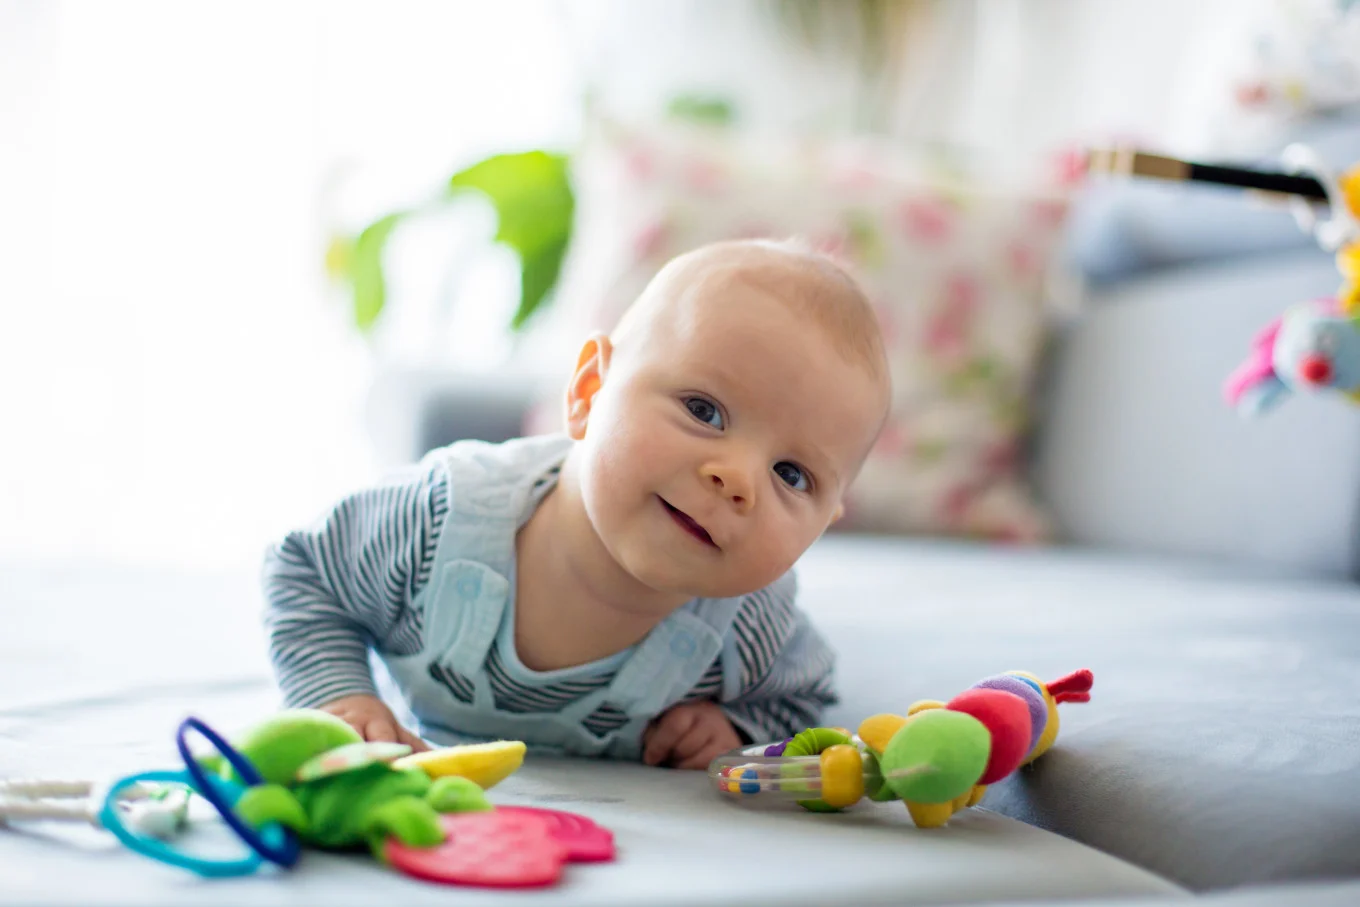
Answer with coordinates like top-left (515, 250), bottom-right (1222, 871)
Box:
top-left (718, 571), bottom-right (839, 743)
top-left (261, 459), bottom-right (448, 709)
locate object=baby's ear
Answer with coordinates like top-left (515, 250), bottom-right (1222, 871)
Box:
top-left (565, 333), bottom-right (612, 440)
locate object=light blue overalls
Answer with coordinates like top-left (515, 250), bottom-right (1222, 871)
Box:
top-left (378, 435), bottom-right (746, 760)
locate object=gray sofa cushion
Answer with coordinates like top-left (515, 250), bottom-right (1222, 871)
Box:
top-left (801, 537), bottom-right (1360, 891)
top-left (988, 880), bottom-right (1360, 907)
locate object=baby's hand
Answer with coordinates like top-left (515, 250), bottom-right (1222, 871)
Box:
top-left (320, 694), bottom-right (429, 752)
top-left (642, 701), bottom-right (742, 770)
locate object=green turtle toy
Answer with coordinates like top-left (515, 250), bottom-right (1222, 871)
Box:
top-left (200, 709), bottom-right (525, 858)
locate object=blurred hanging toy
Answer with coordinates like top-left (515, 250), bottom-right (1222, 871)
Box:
top-left (1, 710), bottom-right (615, 888)
top-left (1087, 145), bottom-right (1360, 417)
top-left (708, 668), bottom-right (1092, 828)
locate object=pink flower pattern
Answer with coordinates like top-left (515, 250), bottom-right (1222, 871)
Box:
top-left (923, 274), bottom-right (980, 359)
top-left (900, 196), bottom-right (956, 244)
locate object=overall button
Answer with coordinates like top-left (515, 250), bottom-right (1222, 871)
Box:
top-left (454, 571), bottom-right (483, 601)
top-left (669, 634), bottom-right (697, 657)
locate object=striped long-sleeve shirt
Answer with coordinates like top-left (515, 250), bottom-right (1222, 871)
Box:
top-left (262, 454), bottom-right (838, 745)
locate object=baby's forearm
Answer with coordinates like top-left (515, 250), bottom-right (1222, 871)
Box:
top-left (268, 631), bottom-right (378, 709)
top-left (263, 541), bottom-right (380, 708)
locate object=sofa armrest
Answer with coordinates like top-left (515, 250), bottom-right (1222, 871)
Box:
top-left (1033, 247), bottom-right (1360, 577)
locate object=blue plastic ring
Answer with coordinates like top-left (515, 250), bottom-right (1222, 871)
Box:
top-left (99, 769), bottom-right (270, 877)
top-left (177, 716), bottom-right (300, 868)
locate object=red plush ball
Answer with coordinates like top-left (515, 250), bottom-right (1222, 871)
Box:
top-left (945, 688), bottom-right (1032, 784)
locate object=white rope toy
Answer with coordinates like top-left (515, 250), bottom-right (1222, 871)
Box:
top-left (0, 778), bottom-right (190, 839)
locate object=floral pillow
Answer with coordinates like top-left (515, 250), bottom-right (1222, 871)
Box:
top-left (532, 121), bottom-right (1073, 543)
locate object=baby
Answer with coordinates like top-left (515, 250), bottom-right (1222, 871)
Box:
top-left (262, 238), bottom-right (891, 770)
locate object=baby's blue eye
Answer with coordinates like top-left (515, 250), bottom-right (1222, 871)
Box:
top-left (774, 462), bottom-right (809, 491)
top-left (685, 397), bottom-right (723, 429)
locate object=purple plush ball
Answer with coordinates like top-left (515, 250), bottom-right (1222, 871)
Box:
top-left (971, 675), bottom-right (1047, 754)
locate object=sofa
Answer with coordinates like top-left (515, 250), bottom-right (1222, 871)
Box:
top-left (4, 179), bottom-right (1360, 906)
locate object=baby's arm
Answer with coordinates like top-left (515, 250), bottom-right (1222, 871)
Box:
top-left (262, 459), bottom-right (447, 744)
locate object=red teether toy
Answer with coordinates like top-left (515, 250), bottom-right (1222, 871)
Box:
top-left (495, 806), bottom-right (616, 862)
top-left (385, 812), bottom-right (567, 888)
top-left (384, 807), bottom-right (616, 888)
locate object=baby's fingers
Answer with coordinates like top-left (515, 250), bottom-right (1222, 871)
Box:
top-left (669, 725), bottom-right (715, 765)
top-left (643, 711), bottom-right (695, 766)
top-left (362, 715), bottom-right (400, 743)
top-left (673, 741), bottom-right (728, 771)
top-left (396, 726), bottom-right (430, 752)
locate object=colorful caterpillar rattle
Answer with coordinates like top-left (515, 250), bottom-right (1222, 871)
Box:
top-left (708, 669), bottom-right (1093, 828)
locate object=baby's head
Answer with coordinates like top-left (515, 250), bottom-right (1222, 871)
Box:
top-left (563, 239), bottom-right (891, 602)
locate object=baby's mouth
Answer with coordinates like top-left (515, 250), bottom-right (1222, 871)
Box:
top-left (659, 497), bottom-right (718, 549)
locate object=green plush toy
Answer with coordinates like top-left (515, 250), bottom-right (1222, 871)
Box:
top-left (202, 710), bottom-right (493, 858)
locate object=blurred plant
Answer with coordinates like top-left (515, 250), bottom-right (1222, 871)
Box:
top-left (326, 96), bottom-right (734, 337)
top-left (326, 150), bottom-right (574, 334)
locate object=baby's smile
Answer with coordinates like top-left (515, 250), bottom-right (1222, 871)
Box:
top-left (659, 496), bottom-right (719, 549)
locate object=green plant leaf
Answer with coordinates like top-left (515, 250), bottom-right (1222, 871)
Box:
top-left (347, 211), bottom-right (408, 332)
top-left (447, 150), bottom-right (574, 329)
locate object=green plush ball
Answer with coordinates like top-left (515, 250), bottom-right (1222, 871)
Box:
top-left (879, 709), bottom-right (990, 804)
top-left (223, 709), bottom-right (363, 786)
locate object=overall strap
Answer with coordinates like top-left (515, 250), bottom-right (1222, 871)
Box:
top-left (417, 435), bottom-right (572, 672)
top-left (605, 595), bottom-right (745, 715)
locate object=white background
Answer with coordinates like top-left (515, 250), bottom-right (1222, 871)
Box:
top-left (0, 0), bottom-right (1265, 570)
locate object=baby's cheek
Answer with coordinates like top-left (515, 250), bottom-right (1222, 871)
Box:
top-left (745, 536), bottom-right (803, 589)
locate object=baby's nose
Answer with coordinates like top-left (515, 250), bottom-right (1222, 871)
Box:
top-left (702, 463), bottom-right (754, 511)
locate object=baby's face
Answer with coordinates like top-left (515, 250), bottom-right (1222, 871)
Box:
top-left (573, 268), bottom-right (888, 604)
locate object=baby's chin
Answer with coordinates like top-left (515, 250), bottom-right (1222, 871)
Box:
top-left (624, 561), bottom-right (780, 604)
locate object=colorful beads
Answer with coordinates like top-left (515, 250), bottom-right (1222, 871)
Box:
top-left (718, 762), bottom-right (776, 796)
